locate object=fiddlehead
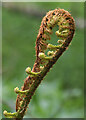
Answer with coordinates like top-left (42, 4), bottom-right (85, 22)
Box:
top-left (3, 8), bottom-right (75, 119)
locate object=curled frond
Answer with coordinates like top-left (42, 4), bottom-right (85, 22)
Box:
top-left (4, 8), bottom-right (75, 119)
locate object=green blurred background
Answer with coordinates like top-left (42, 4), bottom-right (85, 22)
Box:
top-left (2, 2), bottom-right (84, 118)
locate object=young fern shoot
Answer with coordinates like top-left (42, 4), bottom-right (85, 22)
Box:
top-left (3, 8), bottom-right (75, 119)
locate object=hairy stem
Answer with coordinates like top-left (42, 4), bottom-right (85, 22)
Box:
top-left (3, 8), bottom-right (75, 119)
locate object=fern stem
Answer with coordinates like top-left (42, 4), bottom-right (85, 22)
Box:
top-left (3, 8), bottom-right (75, 119)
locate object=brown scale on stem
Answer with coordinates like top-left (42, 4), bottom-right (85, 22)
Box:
top-left (16, 8), bottom-right (75, 117)
top-left (3, 8), bottom-right (75, 119)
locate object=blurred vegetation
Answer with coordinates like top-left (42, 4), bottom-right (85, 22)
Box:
top-left (2, 2), bottom-right (84, 118)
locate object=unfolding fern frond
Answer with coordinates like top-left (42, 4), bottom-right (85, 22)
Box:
top-left (3, 8), bottom-right (75, 119)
